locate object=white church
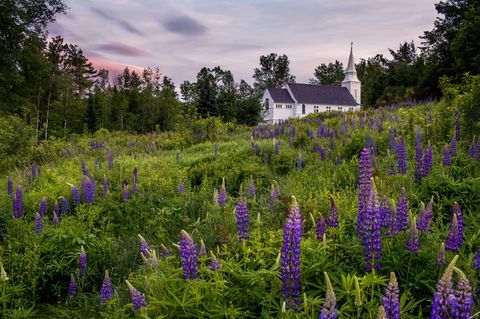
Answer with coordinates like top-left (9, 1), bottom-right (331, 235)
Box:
top-left (262, 44), bottom-right (361, 124)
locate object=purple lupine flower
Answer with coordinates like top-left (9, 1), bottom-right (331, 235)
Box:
top-left (236, 196), bottom-right (249, 243)
top-left (100, 270), bottom-right (113, 303)
top-left (160, 244), bottom-right (171, 257)
top-left (199, 239), bottom-right (207, 256)
top-left (178, 180), bottom-right (184, 193)
top-left (382, 272), bottom-right (400, 319)
top-left (68, 274), bottom-right (77, 298)
top-left (407, 217), bottom-right (420, 253)
top-left (34, 213), bottom-right (42, 234)
top-left (107, 151), bottom-right (113, 169)
top-left (316, 214), bottom-right (326, 240)
top-left (126, 280), bottom-right (147, 310)
top-left (379, 196), bottom-right (391, 228)
top-left (7, 177), bottom-right (13, 197)
top-left (362, 182), bottom-right (382, 271)
top-left (275, 141), bottom-right (280, 155)
top-left (12, 186), bottom-right (24, 219)
top-left (217, 178), bottom-right (227, 207)
top-left (137, 235), bottom-right (151, 258)
top-left (450, 136), bottom-right (457, 157)
top-left (436, 243), bottom-right (446, 267)
top-left (133, 166), bottom-right (138, 180)
top-left (132, 174), bottom-right (137, 194)
top-left (79, 246), bottom-right (87, 277)
top-left (270, 182), bottom-right (280, 212)
top-left (102, 176), bottom-right (109, 197)
top-left (296, 154), bottom-right (302, 170)
top-left (320, 272), bottom-right (338, 319)
top-left (31, 162), bottom-right (37, 179)
top-left (70, 184), bottom-right (80, 206)
top-left (123, 184), bottom-right (130, 201)
top-left (210, 251), bottom-right (221, 271)
top-left (61, 197), bottom-right (69, 214)
top-left (423, 142), bottom-right (433, 177)
top-left (358, 148), bottom-right (372, 237)
top-left (452, 203), bottom-right (463, 246)
top-left (474, 249), bottom-right (480, 270)
top-left (396, 137), bottom-right (407, 174)
top-left (453, 268), bottom-right (473, 319)
top-left (430, 255), bottom-right (458, 319)
top-left (417, 197), bottom-right (434, 232)
top-left (443, 144), bottom-right (451, 166)
top-left (414, 144), bottom-right (423, 184)
top-left (327, 197), bottom-right (339, 228)
top-left (280, 197), bottom-right (303, 309)
top-left (395, 188), bottom-right (408, 231)
top-left (247, 176), bottom-right (255, 198)
top-left (39, 197), bottom-right (47, 217)
top-left (446, 213), bottom-right (461, 252)
top-left (81, 159), bottom-right (89, 176)
top-left (52, 210), bottom-right (59, 225)
top-left (389, 129), bottom-right (395, 151)
top-left (81, 176), bottom-right (95, 204)
top-left (179, 230), bottom-right (198, 280)
top-left (53, 200), bottom-right (59, 215)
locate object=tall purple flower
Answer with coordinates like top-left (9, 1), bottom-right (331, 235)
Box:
top-left (68, 274), bottom-right (77, 298)
top-left (275, 141), bottom-right (280, 155)
top-left (100, 270), bottom-right (113, 303)
top-left (247, 176), bottom-right (255, 198)
top-left (7, 177), bottom-right (13, 197)
top-left (320, 272), bottom-right (338, 319)
top-left (81, 159), bottom-right (89, 176)
top-left (381, 272), bottom-right (400, 319)
top-left (316, 214), bottom-right (326, 240)
top-left (417, 197), bottom-right (434, 232)
top-left (137, 235), bottom-right (151, 258)
top-left (379, 196), bottom-right (391, 228)
top-left (81, 176), bottom-right (95, 204)
top-left (102, 175), bottom-right (109, 197)
top-left (414, 144), bottom-right (423, 183)
top-left (452, 203), bottom-right (463, 246)
top-left (236, 196), bottom-right (249, 243)
top-left (453, 268), bottom-right (473, 319)
top-left (178, 180), bottom-right (184, 194)
top-left (179, 230), bottom-right (198, 280)
top-left (123, 184), bottom-right (130, 201)
top-left (39, 197), bottom-right (47, 217)
top-left (430, 255), bottom-right (458, 319)
top-left (125, 280), bottom-right (147, 310)
top-left (280, 196), bottom-right (303, 309)
top-left (436, 243), bottom-right (446, 267)
top-left (107, 151), bottom-right (113, 169)
top-left (160, 244), bottom-right (171, 257)
top-left (210, 251), bottom-right (221, 271)
top-left (358, 148), bottom-right (372, 237)
top-left (327, 197), bottom-right (339, 228)
top-left (79, 246), bottom-right (87, 277)
top-left (31, 162), bottom-right (37, 179)
top-left (61, 197), bottom-right (69, 214)
top-left (12, 186), bottom-right (24, 219)
top-left (296, 154), bottom-right (302, 170)
top-left (407, 217), bottom-right (420, 253)
top-left (396, 137), bottom-right (407, 174)
top-left (443, 144), bottom-right (451, 166)
top-left (52, 211), bottom-right (59, 225)
top-left (423, 142), bottom-right (433, 177)
top-left (53, 200), bottom-right (59, 216)
top-left (217, 178), bottom-right (227, 207)
top-left (270, 182), bottom-right (280, 212)
top-left (70, 184), bottom-right (80, 206)
top-left (450, 136), bottom-right (457, 157)
top-left (389, 129), bottom-right (395, 151)
top-left (132, 174), bottom-right (137, 194)
top-left (396, 188), bottom-right (408, 231)
top-left (474, 249), bottom-right (480, 270)
top-left (362, 182), bottom-right (382, 271)
top-left (446, 213), bottom-right (461, 252)
top-left (34, 213), bottom-right (42, 234)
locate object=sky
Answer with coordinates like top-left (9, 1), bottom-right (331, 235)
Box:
top-left (48, 0), bottom-right (439, 86)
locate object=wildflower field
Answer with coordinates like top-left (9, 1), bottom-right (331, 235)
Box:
top-left (1, 101), bottom-right (480, 318)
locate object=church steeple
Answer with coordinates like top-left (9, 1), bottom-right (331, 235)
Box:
top-left (342, 42), bottom-right (361, 105)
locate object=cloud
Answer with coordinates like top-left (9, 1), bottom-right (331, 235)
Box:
top-left (96, 42), bottom-right (150, 57)
top-left (161, 15), bottom-right (207, 36)
top-left (90, 6), bottom-right (144, 36)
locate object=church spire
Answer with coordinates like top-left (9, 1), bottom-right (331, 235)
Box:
top-left (346, 42), bottom-right (355, 73)
top-left (342, 42), bottom-right (361, 105)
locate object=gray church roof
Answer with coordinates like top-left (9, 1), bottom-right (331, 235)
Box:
top-left (267, 88), bottom-right (295, 103)
top-left (287, 83), bottom-right (358, 106)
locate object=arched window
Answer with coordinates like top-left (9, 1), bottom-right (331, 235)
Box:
top-left (302, 104), bottom-right (306, 114)
top-left (265, 98), bottom-right (269, 110)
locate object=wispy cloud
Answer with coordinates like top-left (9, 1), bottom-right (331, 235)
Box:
top-left (96, 42), bottom-right (150, 57)
top-left (161, 14), bottom-right (207, 36)
top-left (90, 6), bottom-right (144, 36)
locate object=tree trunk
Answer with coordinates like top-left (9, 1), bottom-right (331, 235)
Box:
top-left (44, 90), bottom-right (51, 140)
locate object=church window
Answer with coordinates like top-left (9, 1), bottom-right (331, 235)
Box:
top-left (265, 98), bottom-right (269, 110)
top-left (326, 106), bottom-right (331, 112)
top-left (314, 106), bottom-right (319, 113)
top-left (338, 107), bottom-right (343, 111)
top-left (302, 104), bottom-right (306, 114)
top-left (276, 104), bottom-right (282, 108)
top-left (285, 104), bottom-right (292, 109)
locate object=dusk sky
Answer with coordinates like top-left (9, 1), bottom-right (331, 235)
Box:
top-left (48, 0), bottom-right (439, 86)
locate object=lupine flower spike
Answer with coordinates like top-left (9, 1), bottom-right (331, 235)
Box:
top-left (327, 196), bottom-right (339, 228)
top-left (316, 214), bottom-right (326, 240)
top-left (179, 230), bottom-right (198, 280)
top-left (34, 213), bottom-right (42, 234)
top-left (137, 235), bottom-right (151, 258)
top-left (320, 272), bottom-right (338, 319)
top-left (443, 144), bottom-right (451, 166)
top-left (160, 244), bottom-right (171, 257)
top-left (199, 239), bottom-right (207, 256)
top-left (100, 270), bottom-right (113, 303)
top-left (79, 246), bottom-right (87, 277)
top-left (473, 249), bottom-right (480, 270)
top-left (217, 178), bottom-right (227, 207)
top-left (446, 213), bottom-right (461, 252)
top-left (52, 211), bottom-right (59, 225)
top-left (280, 196), bottom-right (303, 309)
top-left (123, 184), bottom-right (130, 201)
top-left (247, 175), bottom-right (255, 198)
top-left (210, 251), bottom-right (221, 271)
top-left (382, 272), bottom-right (400, 319)
top-left (13, 186), bottom-right (24, 218)
top-left (61, 197), bottom-right (69, 214)
top-left (68, 274), bottom-right (77, 298)
top-left (436, 243), bottom-right (446, 267)
top-left (430, 255), bottom-right (458, 319)
top-left (102, 175), bottom-right (109, 196)
top-left (358, 148), bottom-right (372, 237)
top-left (178, 180), bottom-right (184, 193)
top-left (236, 185), bottom-right (249, 243)
top-left (125, 280), bottom-right (147, 310)
top-left (453, 267), bottom-right (473, 318)
top-left (296, 154), bottom-right (302, 170)
top-left (82, 176), bottom-right (95, 204)
top-left (362, 181), bottom-right (382, 271)
top-left (39, 197), bottom-right (47, 217)
top-left (69, 184), bottom-right (80, 206)
top-left (407, 217), bottom-right (420, 253)
top-left (396, 188), bottom-right (408, 231)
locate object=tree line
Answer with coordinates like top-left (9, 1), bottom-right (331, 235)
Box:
top-left (0, 0), bottom-right (479, 138)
